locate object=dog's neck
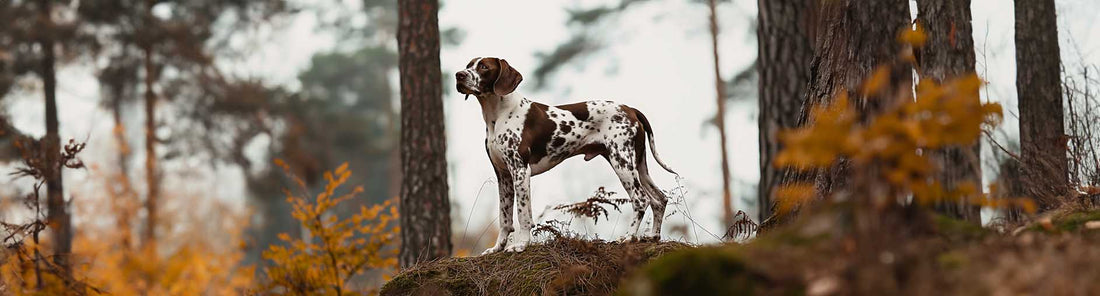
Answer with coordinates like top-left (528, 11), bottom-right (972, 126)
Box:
top-left (475, 92), bottom-right (524, 128)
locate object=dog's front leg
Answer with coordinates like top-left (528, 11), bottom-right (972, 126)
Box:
top-left (483, 167), bottom-right (515, 255)
top-left (505, 165), bottom-right (532, 252)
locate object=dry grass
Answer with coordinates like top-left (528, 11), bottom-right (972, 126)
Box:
top-left (380, 237), bottom-right (688, 296)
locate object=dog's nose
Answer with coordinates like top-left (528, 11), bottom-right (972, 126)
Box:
top-left (456, 71), bottom-right (468, 80)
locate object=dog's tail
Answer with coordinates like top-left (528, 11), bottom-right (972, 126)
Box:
top-left (633, 108), bottom-right (678, 175)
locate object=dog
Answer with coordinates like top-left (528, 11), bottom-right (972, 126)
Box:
top-left (456, 57), bottom-right (677, 254)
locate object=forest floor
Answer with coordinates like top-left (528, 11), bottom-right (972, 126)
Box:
top-left (381, 203), bottom-right (1100, 296)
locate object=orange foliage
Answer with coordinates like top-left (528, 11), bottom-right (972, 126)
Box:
top-left (772, 26), bottom-right (1036, 215)
top-left (0, 165), bottom-right (254, 295)
top-left (261, 160), bottom-right (399, 295)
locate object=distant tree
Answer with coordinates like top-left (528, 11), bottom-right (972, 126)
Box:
top-left (397, 0), bottom-right (452, 268)
top-left (756, 0), bottom-right (815, 222)
top-left (79, 0), bottom-right (287, 248)
top-left (0, 0), bottom-right (95, 274)
top-left (916, 0), bottom-right (981, 223)
top-left (96, 52), bottom-right (140, 248)
top-left (1015, 0), bottom-right (1068, 210)
top-left (705, 0), bottom-right (736, 227)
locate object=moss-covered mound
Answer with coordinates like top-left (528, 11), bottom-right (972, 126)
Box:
top-left (380, 238), bottom-right (688, 296)
top-left (622, 208), bottom-right (1100, 295)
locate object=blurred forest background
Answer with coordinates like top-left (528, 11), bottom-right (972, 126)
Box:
top-left (1, 0), bottom-right (1099, 294)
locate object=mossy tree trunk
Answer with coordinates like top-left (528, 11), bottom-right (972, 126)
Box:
top-left (397, 0), bottom-right (452, 268)
top-left (917, 0), bottom-right (982, 223)
top-left (1015, 0), bottom-right (1068, 210)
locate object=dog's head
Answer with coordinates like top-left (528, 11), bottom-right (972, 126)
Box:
top-left (456, 57), bottom-right (523, 99)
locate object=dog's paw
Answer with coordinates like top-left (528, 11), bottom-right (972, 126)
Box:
top-left (616, 235), bottom-right (659, 243)
top-left (481, 245), bottom-right (504, 256)
top-left (503, 242), bottom-right (528, 253)
top-left (616, 235), bottom-right (639, 243)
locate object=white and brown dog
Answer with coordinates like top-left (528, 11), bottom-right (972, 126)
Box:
top-left (456, 57), bottom-right (677, 254)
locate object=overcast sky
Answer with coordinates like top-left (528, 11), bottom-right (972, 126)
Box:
top-left (4, 0), bottom-right (1099, 246)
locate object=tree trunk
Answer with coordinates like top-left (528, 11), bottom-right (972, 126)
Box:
top-left (1015, 0), bottom-right (1067, 210)
top-left (796, 3), bottom-right (914, 292)
top-left (110, 74), bottom-right (135, 250)
top-left (397, 0), bottom-right (451, 268)
top-left (917, 0), bottom-right (982, 223)
top-left (38, 0), bottom-right (72, 275)
top-left (756, 0), bottom-right (815, 223)
top-left (706, 0), bottom-right (735, 227)
top-left (141, 0), bottom-right (159, 247)
top-left (789, 0), bottom-right (912, 196)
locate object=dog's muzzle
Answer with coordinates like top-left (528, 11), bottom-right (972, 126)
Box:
top-left (455, 71), bottom-right (478, 100)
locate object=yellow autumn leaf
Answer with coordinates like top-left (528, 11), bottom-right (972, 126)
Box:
top-left (861, 65), bottom-right (892, 97)
top-left (898, 24), bottom-right (928, 47)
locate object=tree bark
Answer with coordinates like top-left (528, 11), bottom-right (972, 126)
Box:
top-left (706, 0), bottom-right (735, 227)
top-left (1015, 0), bottom-right (1068, 210)
top-left (38, 0), bottom-right (72, 275)
top-left (109, 66), bottom-right (136, 250)
top-left (789, 0), bottom-right (913, 196)
top-left (756, 0), bottom-right (814, 222)
top-left (917, 0), bottom-right (982, 223)
top-left (141, 0), bottom-right (159, 247)
top-left (397, 0), bottom-right (451, 268)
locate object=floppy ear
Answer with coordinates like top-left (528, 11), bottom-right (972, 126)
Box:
top-left (493, 59), bottom-right (523, 96)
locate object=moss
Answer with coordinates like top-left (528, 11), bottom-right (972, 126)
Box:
top-left (1024, 209), bottom-right (1100, 234)
top-left (936, 250), bottom-right (968, 270)
top-left (933, 214), bottom-right (989, 241)
top-left (1054, 210), bottom-right (1100, 232)
top-left (628, 247), bottom-right (759, 295)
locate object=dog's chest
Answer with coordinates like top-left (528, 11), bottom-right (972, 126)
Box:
top-left (485, 105), bottom-right (529, 168)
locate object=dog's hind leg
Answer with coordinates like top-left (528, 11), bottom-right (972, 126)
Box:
top-left (641, 174), bottom-right (668, 239)
top-left (612, 167), bottom-right (647, 240)
top-left (483, 168), bottom-right (515, 255)
top-left (606, 146), bottom-right (648, 240)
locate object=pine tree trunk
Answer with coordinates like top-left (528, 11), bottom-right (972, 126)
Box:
top-left (706, 0), bottom-right (735, 227)
top-left (790, 0), bottom-right (912, 196)
top-left (1015, 0), bottom-right (1068, 210)
top-left (918, 0), bottom-right (982, 223)
top-left (111, 79), bottom-right (135, 249)
top-left (397, 0), bottom-right (451, 268)
top-left (141, 0), bottom-right (159, 247)
top-left (795, 3), bottom-right (914, 292)
top-left (38, 0), bottom-right (72, 275)
top-left (756, 0), bottom-right (814, 223)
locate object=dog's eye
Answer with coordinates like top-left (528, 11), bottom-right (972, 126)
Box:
top-left (479, 64), bottom-right (488, 71)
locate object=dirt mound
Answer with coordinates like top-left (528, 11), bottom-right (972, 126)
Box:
top-left (380, 238), bottom-right (688, 296)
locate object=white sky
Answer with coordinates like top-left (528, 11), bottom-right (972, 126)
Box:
top-left (3, 0), bottom-right (1099, 246)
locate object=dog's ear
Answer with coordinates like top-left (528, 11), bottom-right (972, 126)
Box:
top-left (493, 58), bottom-right (523, 96)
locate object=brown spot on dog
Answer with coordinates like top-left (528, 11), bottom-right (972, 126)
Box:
top-left (622, 106), bottom-right (651, 172)
top-left (520, 102), bottom-right (556, 164)
top-left (557, 102), bottom-right (590, 121)
top-left (551, 137), bottom-right (566, 148)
